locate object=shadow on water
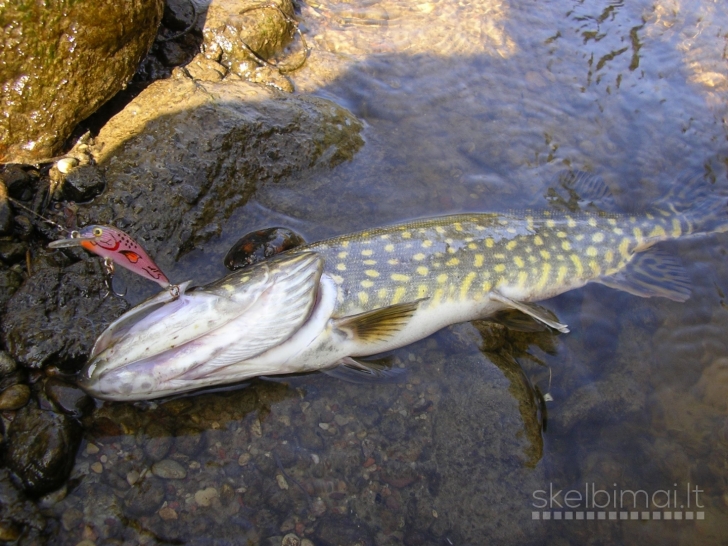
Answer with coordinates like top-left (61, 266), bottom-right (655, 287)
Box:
top-left (27, 0), bottom-right (728, 544)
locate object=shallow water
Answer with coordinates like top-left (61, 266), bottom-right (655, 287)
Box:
top-left (51, 0), bottom-right (728, 544)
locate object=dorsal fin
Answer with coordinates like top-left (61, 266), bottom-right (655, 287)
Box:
top-left (333, 299), bottom-right (426, 343)
top-left (547, 170), bottom-right (617, 213)
top-left (594, 247), bottom-right (691, 302)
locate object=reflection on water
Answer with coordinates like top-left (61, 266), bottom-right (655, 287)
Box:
top-left (51, 0), bottom-right (728, 543)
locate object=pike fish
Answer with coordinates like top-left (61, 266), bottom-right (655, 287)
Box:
top-left (79, 173), bottom-right (728, 400)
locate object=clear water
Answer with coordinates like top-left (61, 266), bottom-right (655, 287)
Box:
top-left (51, 0), bottom-right (728, 544)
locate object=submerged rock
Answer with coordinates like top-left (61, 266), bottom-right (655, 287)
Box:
top-left (0, 0), bottom-right (164, 164)
top-left (6, 402), bottom-right (83, 496)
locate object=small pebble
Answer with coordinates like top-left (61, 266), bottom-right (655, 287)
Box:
top-left (126, 470), bottom-right (140, 486)
top-left (318, 422), bottom-right (330, 430)
top-left (276, 474), bottom-right (289, 490)
top-left (0, 352), bottom-right (17, 376)
top-left (85, 443), bottom-right (99, 455)
top-left (91, 462), bottom-right (103, 474)
top-left (238, 453), bottom-right (251, 466)
top-left (152, 459), bottom-right (187, 480)
top-left (0, 384), bottom-right (30, 410)
top-left (194, 487), bottom-right (218, 507)
top-left (281, 533), bottom-right (300, 546)
top-left (159, 505), bottom-right (178, 520)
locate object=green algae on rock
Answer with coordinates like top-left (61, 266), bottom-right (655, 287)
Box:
top-left (0, 0), bottom-right (164, 164)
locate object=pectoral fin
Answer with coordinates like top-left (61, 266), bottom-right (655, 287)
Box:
top-left (594, 247), bottom-right (691, 302)
top-left (333, 299), bottom-right (426, 343)
top-left (323, 356), bottom-right (406, 384)
top-left (489, 292), bottom-right (569, 333)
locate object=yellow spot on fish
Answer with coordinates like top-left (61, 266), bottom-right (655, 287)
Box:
top-left (474, 254), bottom-right (484, 267)
top-left (365, 269), bottom-right (379, 278)
top-left (534, 235), bottom-right (544, 246)
top-left (556, 265), bottom-right (568, 284)
top-left (482, 280), bottom-right (492, 292)
top-left (619, 238), bottom-right (630, 259)
top-left (460, 272), bottom-right (477, 299)
top-left (432, 288), bottom-right (444, 305)
top-left (604, 249), bottom-right (614, 264)
top-left (506, 240), bottom-right (518, 250)
top-left (546, 219), bottom-right (555, 228)
top-left (435, 226), bottom-right (445, 234)
top-left (385, 244), bottom-right (395, 252)
top-left (363, 259), bottom-right (377, 265)
top-left (494, 264), bottom-right (506, 273)
top-left (391, 286), bottom-right (406, 305)
top-left (361, 249), bottom-right (373, 256)
top-left (388, 259), bottom-right (399, 265)
top-left (507, 227), bottom-right (517, 234)
top-left (589, 260), bottom-right (600, 275)
top-left (516, 271), bottom-right (527, 287)
top-left (527, 216), bottom-right (534, 231)
top-left (332, 275), bottom-right (344, 284)
top-left (358, 292), bottom-right (369, 305)
top-left (223, 284), bottom-right (235, 292)
top-left (468, 243), bottom-right (478, 250)
top-left (380, 234), bottom-right (390, 240)
top-left (592, 232), bottom-right (605, 243)
top-left (338, 251), bottom-right (348, 259)
top-left (557, 231), bottom-right (567, 238)
top-left (608, 218), bottom-right (617, 226)
top-left (633, 227), bottom-right (643, 242)
top-left (476, 225), bottom-right (485, 231)
top-left (672, 218), bottom-right (681, 237)
top-left (646, 212), bottom-right (654, 220)
top-left (540, 249), bottom-right (550, 259)
top-left (378, 288), bottom-right (388, 299)
top-left (494, 253), bottom-right (505, 260)
top-left (447, 247), bottom-right (456, 254)
top-left (446, 257), bottom-right (460, 266)
top-left (485, 238), bottom-right (494, 248)
top-left (536, 263), bottom-right (551, 291)
top-left (422, 240), bottom-right (433, 248)
top-left (562, 241), bottom-right (572, 251)
top-left (437, 273), bottom-right (448, 283)
top-left (413, 253), bottom-right (426, 261)
top-left (402, 231), bottom-right (412, 239)
top-left (586, 246), bottom-right (598, 257)
top-left (575, 234), bottom-right (584, 241)
top-left (361, 280), bottom-right (374, 288)
top-left (570, 255), bottom-right (583, 276)
top-left (336, 263), bottom-right (346, 271)
top-left (528, 255), bottom-right (537, 263)
top-left (613, 227), bottom-right (623, 235)
top-left (391, 273), bottom-right (410, 282)
top-left (649, 225), bottom-right (666, 238)
top-left (342, 241), bottom-right (349, 248)
top-left (454, 222), bottom-right (463, 232)
top-left (417, 266), bottom-right (429, 276)
top-left (417, 285), bottom-right (428, 298)
top-left (567, 217), bottom-right (577, 228)
top-left (514, 256), bottom-right (525, 268)
top-left (588, 218), bottom-right (597, 227)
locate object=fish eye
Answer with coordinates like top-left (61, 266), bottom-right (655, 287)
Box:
top-left (93, 227), bottom-right (103, 237)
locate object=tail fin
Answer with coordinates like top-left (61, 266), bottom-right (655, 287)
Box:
top-left (653, 173), bottom-right (728, 236)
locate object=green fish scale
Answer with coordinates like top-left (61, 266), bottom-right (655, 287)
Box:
top-left (298, 211), bottom-right (680, 316)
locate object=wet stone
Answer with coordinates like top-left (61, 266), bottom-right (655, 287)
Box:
top-left (143, 422), bottom-right (173, 461)
top-left (6, 403), bottom-right (83, 495)
top-left (0, 241), bottom-right (26, 265)
top-left (0, 351), bottom-right (17, 376)
top-left (0, 383), bottom-right (30, 410)
top-left (123, 478), bottom-right (166, 518)
top-left (44, 378), bottom-right (93, 418)
top-left (0, 266), bottom-right (23, 309)
top-left (174, 425), bottom-right (205, 456)
top-left (152, 459), bottom-right (187, 480)
top-left (59, 164), bottom-right (106, 202)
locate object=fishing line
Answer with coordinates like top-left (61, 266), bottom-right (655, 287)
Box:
top-left (5, 195), bottom-right (71, 235)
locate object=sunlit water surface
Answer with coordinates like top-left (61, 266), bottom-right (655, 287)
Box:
top-left (51, 0), bottom-right (728, 544)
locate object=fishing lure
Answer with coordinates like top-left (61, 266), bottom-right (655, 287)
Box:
top-left (48, 225), bottom-right (172, 290)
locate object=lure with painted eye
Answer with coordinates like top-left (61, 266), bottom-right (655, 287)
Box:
top-left (48, 225), bottom-right (171, 288)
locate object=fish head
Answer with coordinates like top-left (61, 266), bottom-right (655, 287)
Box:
top-left (77, 252), bottom-right (325, 401)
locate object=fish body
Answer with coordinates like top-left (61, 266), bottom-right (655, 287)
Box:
top-left (79, 173), bottom-right (728, 400)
